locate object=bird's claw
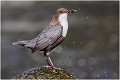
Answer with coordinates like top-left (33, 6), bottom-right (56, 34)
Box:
top-left (43, 65), bottom-right (56, 69)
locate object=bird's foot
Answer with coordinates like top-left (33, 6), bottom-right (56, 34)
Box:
top-left (43, 65), bottom-right (56, 69)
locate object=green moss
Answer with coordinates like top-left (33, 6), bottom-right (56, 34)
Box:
top-left (12, 66), bottom-right (76, 79)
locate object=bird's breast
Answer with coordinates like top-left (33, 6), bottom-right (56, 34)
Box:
top-left (60, 21), bottom-right (68, 37)
top-left (58, 13), bottom-right (68, 37)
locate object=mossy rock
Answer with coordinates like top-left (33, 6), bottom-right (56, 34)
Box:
top-left (12, 66), bottom-right (76, 79)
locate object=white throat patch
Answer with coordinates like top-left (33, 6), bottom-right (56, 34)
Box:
top-left (58, 13), bottom-right (68, 37)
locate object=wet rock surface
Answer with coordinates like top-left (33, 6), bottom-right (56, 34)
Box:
top-left (12, 66), bottom-right (76, 79)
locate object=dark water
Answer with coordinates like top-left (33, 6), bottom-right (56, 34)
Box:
top-left (1, 1), bottom-right (119, 79)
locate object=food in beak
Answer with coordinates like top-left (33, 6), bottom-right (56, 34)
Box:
top-left (68, 9), bottom-right (78, 14)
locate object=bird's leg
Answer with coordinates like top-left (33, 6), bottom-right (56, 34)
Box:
top-left (44, 51), bottom-right (54, 68)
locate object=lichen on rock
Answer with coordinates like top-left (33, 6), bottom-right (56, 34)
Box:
top-left (12, 66), bottom-right (76, 79)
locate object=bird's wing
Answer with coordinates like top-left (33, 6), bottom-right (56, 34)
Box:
top-left (34, 23), bottom-right (63, 50)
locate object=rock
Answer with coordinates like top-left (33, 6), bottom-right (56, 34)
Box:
top-left (12, 66), bottom-right (76, 79)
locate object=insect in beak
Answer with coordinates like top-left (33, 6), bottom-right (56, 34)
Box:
top-left (67, 9), bottom-right (78, 15)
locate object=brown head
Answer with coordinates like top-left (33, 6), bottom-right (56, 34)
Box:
top-left (53, 8), bottom-right (69, 19)
top-left (50, 8), bottom-right (77, 25)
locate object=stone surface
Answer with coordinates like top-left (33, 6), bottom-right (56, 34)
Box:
top-left (12, 66), bottom-right (76, 79)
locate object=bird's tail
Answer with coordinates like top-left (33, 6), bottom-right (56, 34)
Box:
top-left (12, 40), bottom-right (30, 46)
top-left (12, 39), bottom-right (36, 49)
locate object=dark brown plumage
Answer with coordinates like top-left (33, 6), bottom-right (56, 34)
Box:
top-left (12, 8), bottom-right (77, 68)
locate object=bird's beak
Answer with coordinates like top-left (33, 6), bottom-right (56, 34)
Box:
top-left (67, 9), bottom-right (78, 15)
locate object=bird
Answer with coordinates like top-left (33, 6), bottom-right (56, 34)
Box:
top-left (12, 8), bottom-right (77, 68)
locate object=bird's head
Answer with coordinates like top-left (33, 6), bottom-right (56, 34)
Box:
top-left (50, 8), bottom-right (77, 25)
top-left (53, 8), bottom-right (77, 21)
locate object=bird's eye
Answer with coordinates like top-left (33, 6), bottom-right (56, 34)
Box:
top-left (59, 11), bottom-right (63, 13)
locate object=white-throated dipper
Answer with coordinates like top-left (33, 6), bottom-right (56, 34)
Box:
top-left (12, 8), bottom-right (77, 68)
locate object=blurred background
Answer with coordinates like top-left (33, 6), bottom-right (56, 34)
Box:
top-left (1, 1), bottom-right (119, 79)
